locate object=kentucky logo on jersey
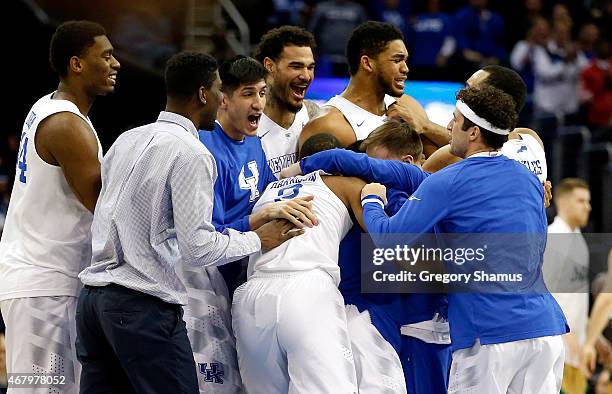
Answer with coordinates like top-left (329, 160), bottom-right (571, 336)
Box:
top-left (517, 145), bottom-right (527, 154)
top-left (239, 160), bottom-right (260, 202)
top-left (198, 363), bottom-right (224, 384)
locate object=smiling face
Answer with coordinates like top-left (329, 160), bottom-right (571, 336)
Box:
top-left (221, 79), bottom-right (267, 139)
top-left (267, 45), bottom-right (315, 113)
top-left (372, 39), bottom-right (409, 97)
top-left (80, 35), bottom-right (121, 96)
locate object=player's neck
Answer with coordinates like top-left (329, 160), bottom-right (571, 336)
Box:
top-left (558, 213), bottom-right (579, 232)
top-left (342, 77), bottom-right (386, 116)
top-left (217, 116), bottom-right (245, 142)
top-left (55, 81), bottom-right (94, 117)
top-left (265, 94), bottom-right (296, 129)
top-left (465, 143), bottom-right (500, 158)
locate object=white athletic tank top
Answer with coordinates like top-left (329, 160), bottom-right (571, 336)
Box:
top-left (501, 133), bottom-right (547, 183)
top-left (0, 92), bottom-right (102, 300)
top-left (325, 95), bottom-right (397, 140)
top-left (257, 105), bottom-right (309, 178)
top-left (248, 171), bottom-right (353, 285)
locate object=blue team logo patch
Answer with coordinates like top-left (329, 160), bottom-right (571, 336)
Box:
top-left (198, 362), bottom-right (224, 384)
top-left (517, 145), bottom-right (527, 154)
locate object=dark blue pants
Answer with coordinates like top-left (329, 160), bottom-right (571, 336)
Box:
top-left (76, 285), bottom-right (198, 393)
top-left (401, 336), bottom-right (452, 394)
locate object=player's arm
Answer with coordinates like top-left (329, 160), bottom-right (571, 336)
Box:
top-left (323, 176), bottom-right (368, 231)
top-left (422, 144), bottom-right (462, 173)
top-left (35, 112), bottom-right (101, 213)
top-left (360, 175), bottom-right (450, 246)
top-left (247, 196), bottom-right (318, 230)
top-left (299, 149), bottom-right (429, 193)
top-left (388, 95), bottom-right (451, 148)
top-left (582, 248), bottom-right (612, 374)
top-left (298, 109), bottom-right (356, 151)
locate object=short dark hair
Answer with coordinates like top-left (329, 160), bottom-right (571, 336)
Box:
top-left (49, 20), bottom-right (106, 77)
top-left (299, 134), bottom-right (342, 159)
top-left (219, 55), bottom-right (267, 95)
top-left (555, 178), bottom-right (589, 199)
top-left (482, 65), bottom-right (527, 112)
top-left (346, 21), bottom-right (404, 75)
top-left (456, 85), bottom-right (518, 149)
top-left (360, 120), bottom-right (423, 159)
top-left (165, 52), bottom-right (218, 99)
top-left (253, 26), bottom-right (316, 63)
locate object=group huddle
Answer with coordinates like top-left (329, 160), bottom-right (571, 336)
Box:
top-left (0, 19), bottom-right (567, 394)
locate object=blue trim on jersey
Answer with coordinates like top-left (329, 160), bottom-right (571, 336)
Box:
top-left (199, 123), bottom-right (276, 232)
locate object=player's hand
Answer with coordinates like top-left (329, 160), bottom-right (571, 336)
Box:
top-left (361, 183), bottom-right (387, 205)
top-left (280, 163), bottom-right (302, 179)
top-left (582, 343), bottom-right (597, 377)
top-left (544, 180), bottom-right (552, 208)
top-left (387, 102), bottom-right (427, 132)
top-left (254, 219), bottom-right (305, 251)
top-left (264, 195), bottom-right (318, 228)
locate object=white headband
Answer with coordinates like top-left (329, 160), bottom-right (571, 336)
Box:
top-left (455, 100), bottom-right (511, 135)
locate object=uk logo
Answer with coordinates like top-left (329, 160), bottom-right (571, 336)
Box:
top-left (198, 362), bottom-right (224, 384)
top-left (239, 161), bottom-right (260, 202)
top-left (517, 145), bottom-right (527, 154)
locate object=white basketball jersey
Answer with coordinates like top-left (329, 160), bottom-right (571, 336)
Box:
top-left (257, 105), bottom-right (310, 178)
top-left (248, 171), bottom-right (353, 285)
top-left (501, 133), bottom-right (547, 183)
top-left (0, 92), bottom-right (102, 301)
top-left (325, 95), bottom-right (397, 140)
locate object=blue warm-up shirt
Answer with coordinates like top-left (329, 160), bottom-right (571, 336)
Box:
top-left (199, 122), bottom-right (276, 232)
top-left (361, 154), bottom-right (568, 351)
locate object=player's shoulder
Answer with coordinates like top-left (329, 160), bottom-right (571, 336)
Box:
top-left (300, 107), bottom-right (354, 146)
top-left (509, 127), bottom-right (544, 148)
top-left (36, 111), bottom-right (94, 144)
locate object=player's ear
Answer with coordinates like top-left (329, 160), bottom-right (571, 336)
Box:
top-left (198, 86), bottom-right (207, 105)
top-left (469, 125), bottom-right (481, 142)
top-left (400, 154), bottom-right (414, 164)
top-left (69, 56), bottom-right (83, 74)
top-left (361, 55), bottom-right (374, 73)
top-left (220, 92), bottom-right (230, 110)
top-left (263, 57), bottom-right (275, 74)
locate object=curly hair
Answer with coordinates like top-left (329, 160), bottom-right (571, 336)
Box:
top-left (456, 85), bottom-right (518, 149)
top-left (346, 21), bottom-right (404, 76)
top-left (253, 26), bottom-right (316, 63)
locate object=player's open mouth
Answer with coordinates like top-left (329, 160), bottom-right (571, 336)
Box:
top-left (290, 85), bottom-right (307, 100)
top-left (394, 77), bottom-right (405, 89)
top-left (108, 74), bottom-right (117, 85)
top-left (248, 114), bottom-right (262, 128)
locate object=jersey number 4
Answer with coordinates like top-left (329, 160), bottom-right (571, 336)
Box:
top-left (17, 132), bottom-right (29, 183)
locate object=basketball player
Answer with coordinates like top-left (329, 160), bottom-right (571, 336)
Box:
top-left (254, 26), bottom-right (319, 178)
top-left (360, 85), bottom-right (568, 393)
top-left (298, 21), bottom-right (450, 155)
top-left (232, 168), bottom-right (371, 393)
top-left (0, 21), bottom-right (119, 393)
top-left (181, 55), bottom-right (316, 393)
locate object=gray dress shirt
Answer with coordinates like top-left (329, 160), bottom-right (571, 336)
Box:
top-left (79, 111), bottom-right (261, 304)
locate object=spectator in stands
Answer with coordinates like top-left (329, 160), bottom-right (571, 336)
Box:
top-left (533, 20), bottom-right (588, 123)
top-left (450, 0), bottom-right (506, 78)
top-left (552, 3), bottom-right (574, 30)
top-left (579, 23), bottom-right (601, 60)
top-left (581, 37), bottom-right (612, 142)
top-left (510, 16), bottom-right (550, 109)
top-left (407, 0), bottom-right (451, 81)
top-left (308, 0), bottom-right (367, 77)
